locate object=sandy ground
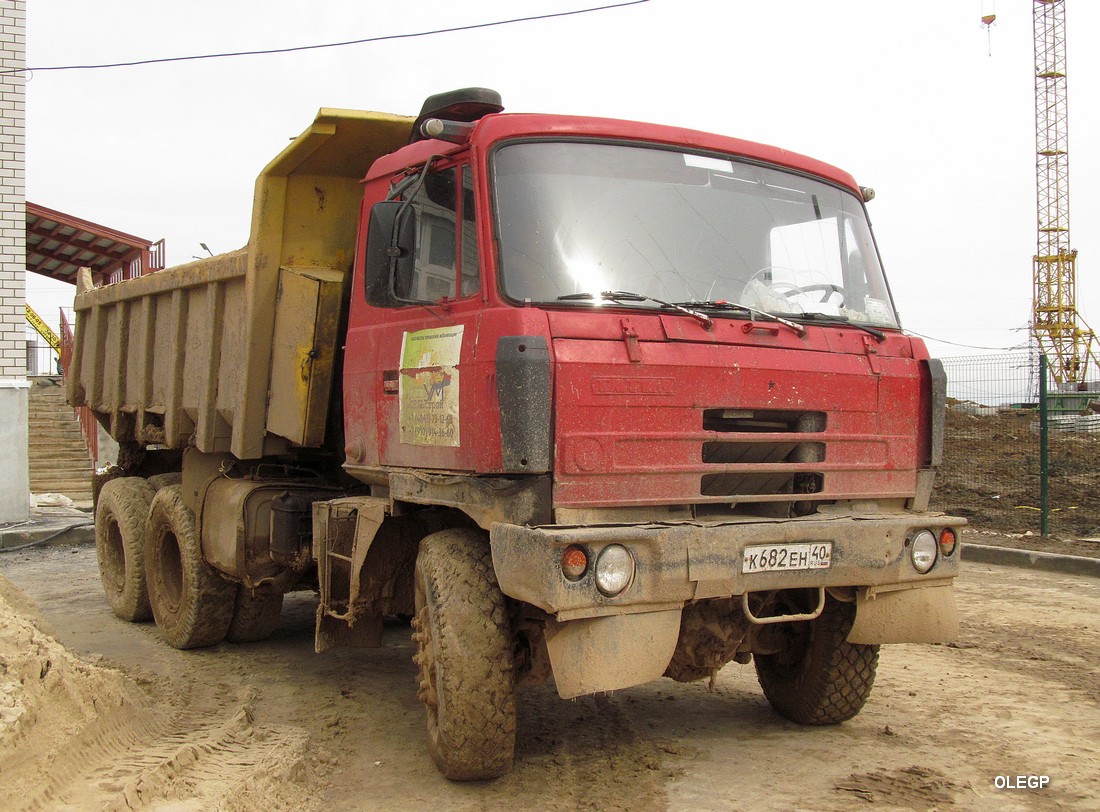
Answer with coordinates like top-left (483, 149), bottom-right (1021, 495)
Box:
top-left (1, 543), bottom-right (1098, 811)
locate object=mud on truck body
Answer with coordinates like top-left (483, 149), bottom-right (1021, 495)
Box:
top-left (69, 88), bottom-right (963, 781)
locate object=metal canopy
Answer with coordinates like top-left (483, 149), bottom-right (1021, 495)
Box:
top-left (25, 201), bottom-right (163, 285)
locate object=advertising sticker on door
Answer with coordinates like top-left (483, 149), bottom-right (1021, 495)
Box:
top-left (399, 325), bottom-right (464, 447)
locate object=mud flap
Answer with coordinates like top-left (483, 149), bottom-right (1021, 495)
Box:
top-left (847, 582), bottom-right (959, 644)
top-left (313, 496), bottom-right (389, 653)
top-left (545, 609), bottom-right (681, 699)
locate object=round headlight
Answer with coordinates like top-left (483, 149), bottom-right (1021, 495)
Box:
top-left (594, 544), bottom-right (635, 596)
top-left (910, 530), bottom-right (938, 574)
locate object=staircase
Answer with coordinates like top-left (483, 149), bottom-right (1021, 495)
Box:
top-left (27, 376), bottom-right (95, 505)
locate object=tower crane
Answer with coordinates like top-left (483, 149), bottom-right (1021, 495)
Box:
top-left (1032, 0), bottom-right (1098, 385)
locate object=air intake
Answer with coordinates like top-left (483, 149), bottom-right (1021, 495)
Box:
top-left (410, 87), bottom-right (503, 143)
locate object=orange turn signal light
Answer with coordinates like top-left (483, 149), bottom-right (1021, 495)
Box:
top-left (561, 545), bottom-right (588, 581)
top-left (939, 528), bottom-right (958, 557)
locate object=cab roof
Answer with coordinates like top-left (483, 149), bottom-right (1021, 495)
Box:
top-left (367, 111), bottom-right (861, 195)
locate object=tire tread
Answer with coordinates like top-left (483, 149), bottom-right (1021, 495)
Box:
top-left (414, 528), bottom-right (515, 780)
top-left (755, 598), bottom-right (879, 725)
top-left (144, 485), bottom-right (235, 649)
top-left (94, 477), bottom-right (156, 621)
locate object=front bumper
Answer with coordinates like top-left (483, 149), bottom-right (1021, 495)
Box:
top-left (490, 511), bottom-right (964, 621)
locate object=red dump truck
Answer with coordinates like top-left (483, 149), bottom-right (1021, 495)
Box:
top-left (70, 88), bottom-right (963, 780)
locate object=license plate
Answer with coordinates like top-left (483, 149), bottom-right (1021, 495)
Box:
top-left (743, 542), bottom-right (832, 573)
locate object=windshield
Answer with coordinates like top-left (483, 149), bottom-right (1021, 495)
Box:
top-left (491, 141), bottom-right (898, 328)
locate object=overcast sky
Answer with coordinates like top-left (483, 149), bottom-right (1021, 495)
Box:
top-left (22, 0), bottom-right (1100, 361)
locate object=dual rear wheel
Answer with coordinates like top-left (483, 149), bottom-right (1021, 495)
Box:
top-left (93, 480), bottom-right (282, 648)
top-left (143, 485), bottom-right (236, 649)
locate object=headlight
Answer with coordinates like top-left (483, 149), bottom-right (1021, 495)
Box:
top-left (910, 530), bottom-right (938, 574)
top-left (594, 544), bottom-right (635, 596)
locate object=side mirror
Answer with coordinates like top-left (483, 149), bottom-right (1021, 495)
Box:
top-left (364, 200), bottom-right (417, 305)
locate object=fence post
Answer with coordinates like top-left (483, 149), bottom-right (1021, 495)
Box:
top-left (1039, 353), bottom-right (1050, 536)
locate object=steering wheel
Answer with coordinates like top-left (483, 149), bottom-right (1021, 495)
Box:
top-left (742, 267), bottom-right (846, 308)
top-left (784, 283), bottom-right (845, 306)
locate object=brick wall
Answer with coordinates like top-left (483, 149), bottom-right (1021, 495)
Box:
top-left (0, 0), bottom-right (27, 521)
top-left (0, 0), bottom-right (25, 379)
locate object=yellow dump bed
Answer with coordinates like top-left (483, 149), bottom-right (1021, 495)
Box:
top-left (68, 109), bottom-right (413, 459)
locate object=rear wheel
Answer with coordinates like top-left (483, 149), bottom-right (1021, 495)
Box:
top-left (412, 528), bottom-right (515, 780)
top-left (226, 587), bottom-right (284, 643)
top-left (144, 485), bottom-right (235, 649)
top-left (754, 597), bottom-right (879, 725)
top-left (95, 477), bottom-right (156, 621)
top-left (146, 472), bottom-right (182, 491)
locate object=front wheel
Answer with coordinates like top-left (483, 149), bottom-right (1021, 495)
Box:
top-left (754, 597), bottom-right (879, 725)
top-left (412, 528), bottom-right (516, 781)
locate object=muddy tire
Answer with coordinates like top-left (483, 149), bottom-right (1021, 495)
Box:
top-left (754, 598), bottom-right (879, 725)
top-left (226, 587), bottom-right (284, 643)
top-left (94, 477), bottom-right (156, 622)
top-left (147, 472), bottom-right (182, 491)
top-left (412, 528), bottom-right (515, 781)
top-left (144, 485), bottom-right (235, 649)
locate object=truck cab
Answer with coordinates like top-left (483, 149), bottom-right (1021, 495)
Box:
top-left (326, 90), bottom-right (962, 777)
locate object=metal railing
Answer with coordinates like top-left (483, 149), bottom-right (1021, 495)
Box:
top-left (25, 307), bottom-right (98, 463)
top-left (59, 307), bottom-right (98, 461)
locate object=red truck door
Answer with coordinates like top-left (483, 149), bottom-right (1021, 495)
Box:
top-left (344, 161), bottom-right (486, 473)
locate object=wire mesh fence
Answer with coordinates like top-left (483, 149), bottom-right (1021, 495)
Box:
top-left (933, 352), bottom-right (1100, 537)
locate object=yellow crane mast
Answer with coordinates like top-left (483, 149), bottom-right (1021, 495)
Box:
top-left (1032, 0), bottom-right (1098, 384)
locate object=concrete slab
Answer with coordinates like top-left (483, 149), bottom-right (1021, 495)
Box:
top-left (0, 505), bottom-right (94, 551)
top-left (962, 542), bottom-right (1100, 579)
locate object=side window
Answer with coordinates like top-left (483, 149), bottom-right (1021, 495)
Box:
top-left (460, 165), bottom-right (480, 297)
top-left (391, 163), bottom-right (480, 304)
top-left (409, 167), bottom-right (458, 301)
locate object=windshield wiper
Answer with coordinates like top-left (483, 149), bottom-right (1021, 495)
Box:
top-left (789, 312), bottom-right (887, 341)
top-left (557, 290), bottom-right (713, 328)
top-left (672, 300), bottom-right (807, 338)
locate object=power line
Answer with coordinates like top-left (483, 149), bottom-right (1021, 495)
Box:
top-left (4, 1), bottom-right (650, 75)
top-left (905, 328), bottom-right (1026, 352)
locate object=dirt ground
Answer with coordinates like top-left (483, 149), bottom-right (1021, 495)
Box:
top-left (2, 544), bottom-right (1098, 811)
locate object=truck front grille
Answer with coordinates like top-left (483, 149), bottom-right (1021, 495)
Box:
top-left (699, 409), bottom-right (826, 498)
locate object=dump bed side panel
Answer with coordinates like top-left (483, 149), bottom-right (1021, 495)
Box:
top-left (69, 251), bottom-right (248, 453)
top-left (69, 109), bottom-right (414, 459)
